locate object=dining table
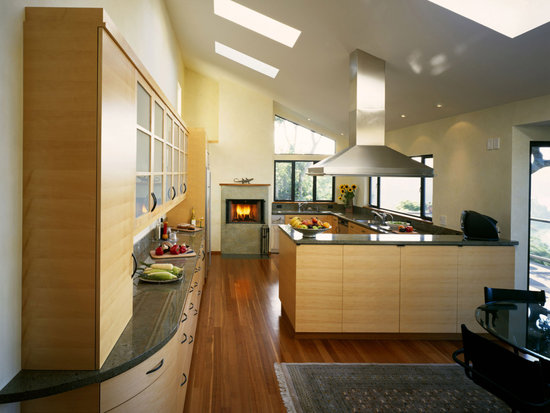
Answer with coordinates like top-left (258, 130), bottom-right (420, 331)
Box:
top-left (476, 301), bottom-right (550, 361)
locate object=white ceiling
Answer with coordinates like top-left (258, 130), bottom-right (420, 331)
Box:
top-left (164, 0), bottom-right (550, 137)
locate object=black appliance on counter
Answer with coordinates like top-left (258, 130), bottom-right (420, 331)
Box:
top-left (461, 210), bottom-right (500, 241)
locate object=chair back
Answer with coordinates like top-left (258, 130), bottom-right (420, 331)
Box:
top-left (484, 287), bottom-right (546, 305)
top-left (458, 324), bottom-right (550, 412)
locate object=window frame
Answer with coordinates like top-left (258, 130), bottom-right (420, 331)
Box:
top-left (369, 154), bottom-right (433, 221)
top-left (273, 160), bottom-right (335, 202)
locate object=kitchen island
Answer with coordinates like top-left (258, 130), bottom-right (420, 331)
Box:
top-left (279, 225), bottom-right (517, 337)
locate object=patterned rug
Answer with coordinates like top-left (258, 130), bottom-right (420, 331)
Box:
top-left (274, 363), bottom-right (509, 412)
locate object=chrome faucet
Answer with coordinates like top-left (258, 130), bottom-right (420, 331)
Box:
top-left (297, 202), bottom-right (305, 212)
top-left (372, 211), bottom-right (388, 225)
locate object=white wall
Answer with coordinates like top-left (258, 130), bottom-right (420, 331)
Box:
top-left (0, 1), bottom-right (184, 410)
top-left (209, 79), bottom-right (274, 251)
top-left (386, 94), bottom-right (550, 287)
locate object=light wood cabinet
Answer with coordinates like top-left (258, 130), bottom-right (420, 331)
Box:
top-left (23, 8), bottom-right (134, 370)
top-left (400, 246), bottom-right (459, 333)
top-left (457, 246), bottom-right (515, 333)
top-left (279, 233), bottom-right (515, 334)
top-left (343, 246), bottom-right (401, 332)
top-left (296, 245), bottom-right (343, 332)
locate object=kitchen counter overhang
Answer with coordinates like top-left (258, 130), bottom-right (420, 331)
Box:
top-left (279, 224), bottom-right (518, 246)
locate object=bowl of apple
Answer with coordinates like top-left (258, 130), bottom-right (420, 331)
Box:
top-left (289, 216), bottom-right (331, 237)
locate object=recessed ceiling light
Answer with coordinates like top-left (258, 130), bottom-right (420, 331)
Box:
top-left (215, 42), bottom-right (279, 78)
top-left (401, 114), bottom-right (407, 118)
top-left (340, 133), bottom-right (344, 136)
top-left (436, 103), bottom-right (443, 108)
top-left (307, 118), bottom-right (311, 121)
top-left (214, 0), bottom-right (301, 47)
top-left (427, 0), bottom-right (550, 38)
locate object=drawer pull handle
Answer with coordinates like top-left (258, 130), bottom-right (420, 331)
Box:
top-left (194, 281), bottom-right (198, 287)
top-left (181, 333), bottom-right (187, 344)
top-left (146, 359), bottom-right (164, 375)
top-left (189, 286), bottom-right (194, 293)
top-left (150, 192), bottom-right (157, 212)
top-left (180, 373), bottom-right (187, 387)
top-left (189, 303), bottom-right (194, 310)
top-left (194, 309), bottom-right (198, 316)
top-left (198, 290), bottom-right (201, 296)
top-left (189, 335), bottom-right (194, 344)
top-left (181, 312), bottom-right (188, 323)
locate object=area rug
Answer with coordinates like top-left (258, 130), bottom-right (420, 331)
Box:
top-left (274, 363), bottom-right (509, 412)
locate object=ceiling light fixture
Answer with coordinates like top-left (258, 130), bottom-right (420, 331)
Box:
top-left (427, 0), bottom-right (550, 38)
top-left (215, 42), bottom-right (279, 78)
top-left (436, 103), bottom-right (443, 108)
top-left (401, 114), bottom-right (407, 118)
top-left (214, 0), bottom-right (301, 47)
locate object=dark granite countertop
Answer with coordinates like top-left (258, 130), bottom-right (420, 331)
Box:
top-left (279, 225), bottom-right (518, 246)
top-left (0, 231), bottom-right (204, 404)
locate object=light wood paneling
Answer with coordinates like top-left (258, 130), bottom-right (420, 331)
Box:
top-left (22, 383), bottom-right (100, 413)
top-left (22, 6), bottom-right (102, 370)
top-left (97, 29), bottom-right (134, 369)
top-left (457, 246), bottom-right (515, 333)
top-left (400, 246), bottom-right (458, 333)
top-left (343, 246), bottom-right (401, 332)
top-left (107, 336), bottom-right (179, 413)
top-left (100, 334), bottom-right (177, 412)
top-left (295, 245), bottom-right (343, 332)
top-left (278, 234), bottom-right (297, 328)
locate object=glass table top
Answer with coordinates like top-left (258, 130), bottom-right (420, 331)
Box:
top-left (476, 302), bottom-right (550, 361)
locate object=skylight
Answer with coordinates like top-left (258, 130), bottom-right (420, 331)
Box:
top-left (214, 0), bottom-right (301, 47)
top-left (215, 42), bottom-right (279, 78)
top-left (427, 0), bottom-right (550, 38)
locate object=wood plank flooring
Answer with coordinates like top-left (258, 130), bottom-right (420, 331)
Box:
top-left (183, 254), bottom-right (462, 413)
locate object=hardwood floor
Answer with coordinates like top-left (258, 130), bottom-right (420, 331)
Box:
top-left (183, 254), bottom-right (462, 412)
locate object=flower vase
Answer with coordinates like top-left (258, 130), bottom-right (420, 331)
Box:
top-left (344, 199), bottom-right (353, 214)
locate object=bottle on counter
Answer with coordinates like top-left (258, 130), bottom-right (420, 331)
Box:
top-left (162, 220), bottom-right (169, 240)
top-left (191, 208), bottom-right (196, 226)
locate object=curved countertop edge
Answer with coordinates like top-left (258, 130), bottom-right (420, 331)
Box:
top-left (0, 232), bottom-right (204, 404)
top-left (279, 225), bottom-right (518, 246)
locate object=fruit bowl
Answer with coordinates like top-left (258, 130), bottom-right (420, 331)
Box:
top-left (292, 225), bottom-right (331, 238)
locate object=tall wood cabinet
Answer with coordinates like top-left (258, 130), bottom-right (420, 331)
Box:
top-left (23, 8), bottom-right (135, 370)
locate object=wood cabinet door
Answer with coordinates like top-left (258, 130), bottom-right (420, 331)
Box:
top-left (295, 245), bottom-right (343, 332)
top-left (400, 246), bottom-right (458, 333)
top-left (343, 246), bottom-right (401, 332)
top-left (457, 246), bottom-right (515, 333)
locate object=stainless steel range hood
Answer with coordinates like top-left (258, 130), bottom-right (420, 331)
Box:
top-left (308, 50), bottom-right (433, 177)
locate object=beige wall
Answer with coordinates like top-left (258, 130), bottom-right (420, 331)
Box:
top-left (183, 68), bottom-right (220, 141)
top-left (0, 1), bottom-right (184, 409)
top-left (386, 94), bottom-right (550, 286)
top-left (208, 79), bottom-right (274, 251)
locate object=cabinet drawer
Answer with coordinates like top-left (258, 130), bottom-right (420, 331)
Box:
top-left (100, 334), bottom-right (178, 412)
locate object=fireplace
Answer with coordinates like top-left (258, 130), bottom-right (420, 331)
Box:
top-left (220, 184), bottom-right (270, 256)
top-left (226, 199), bottom-right (265, 224)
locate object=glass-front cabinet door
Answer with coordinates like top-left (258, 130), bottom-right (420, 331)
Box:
top-left (136, 82), bottom-right (152, 217)
top-left (134, 76), bottom-right (188, 225)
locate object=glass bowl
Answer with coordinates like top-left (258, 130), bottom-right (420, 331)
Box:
top-left (292, 225), bottom-right (331, 238)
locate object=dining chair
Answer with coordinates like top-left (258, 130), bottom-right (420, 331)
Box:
top-left (484, 287), bottom-right (546, 305)
top-left (453, 324), bottom-right (550, 412)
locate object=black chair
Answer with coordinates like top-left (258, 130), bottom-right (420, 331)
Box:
top-left (453, 324), bottom-right (550, 412)
top-left (484, 287), bottom-right (546, 305)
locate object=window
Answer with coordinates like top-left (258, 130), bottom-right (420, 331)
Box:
top-left (274, 161), bottom-right (335, 202)
top-left (274, 116), bottom-right (336, 202)
top-left (274, 116), bottom-right (335, 154)
top-left (369, 155), bottom-right (433, 220)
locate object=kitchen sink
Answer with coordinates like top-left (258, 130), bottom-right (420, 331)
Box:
top-left (355, 219), bottom-right (391, 232)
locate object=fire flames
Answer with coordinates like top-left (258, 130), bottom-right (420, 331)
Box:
top-left (235, 204), bottom-right (253, 221)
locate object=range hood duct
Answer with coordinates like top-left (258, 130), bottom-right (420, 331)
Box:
top-left (308, 50), bottom-right (433, 177)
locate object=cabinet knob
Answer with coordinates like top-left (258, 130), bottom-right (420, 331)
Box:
top-left (189, 335), bottom-right (194, 344)
top-left (181, 333), bottom-right (187, 344)
top-left (183, 183), bottom-right (187, 194)
top-left (181, 312), bottom-right (187, 323)
top-left (180, 373), bottom-right (187, 387)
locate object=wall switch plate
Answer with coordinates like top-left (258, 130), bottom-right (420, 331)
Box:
top-left (487, 137), bottom-right (500, 150)
top-left (440, 215), bottom-right (447, 226)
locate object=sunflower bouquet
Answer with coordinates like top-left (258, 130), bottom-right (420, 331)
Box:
top-left (339, 184), bottom-right (357, 207)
